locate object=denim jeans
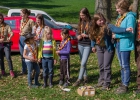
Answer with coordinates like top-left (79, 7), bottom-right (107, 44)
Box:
top-left (0, 43), bottom-right (13, 71)
top-left (116, 42), bottom-right (131, 86)
top-left (19, 36), bottom-right (27, 73)
top-left (78, 44), bottom-right (91, 80)
top-left (26, 61), bottom-right (40, 85)
top-left (42, 57), bottom-right (54, 77)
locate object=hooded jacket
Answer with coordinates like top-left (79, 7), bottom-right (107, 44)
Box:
top-left (114, 12), bottom-right (137, 51)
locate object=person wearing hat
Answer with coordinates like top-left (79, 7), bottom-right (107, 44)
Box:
top-left (23, 33), bottom-right (40, 88)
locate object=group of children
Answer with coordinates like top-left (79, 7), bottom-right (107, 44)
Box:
top-left (1, 1), bottom-right (140, 95)
top-left (23, 27), bottom-right (71, 88)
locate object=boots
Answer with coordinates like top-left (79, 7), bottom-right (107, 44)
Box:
top-left (73, 79), bottom-right (81, 87)
top-left (83, 76), bottom-right (88, 85)
top-left (43, 76), bottom-right (48, 88)
top-left (1, 70), bottom-right (5, 76)
top-left (10, 70), bottom-right (15, 78)
top-left (115, 84), bottom-right (128, 94)
top-left (49, 75), bottom-right (53, 88)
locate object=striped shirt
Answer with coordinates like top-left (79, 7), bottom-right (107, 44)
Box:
top-left (42, 40), bottom-right (53, 58)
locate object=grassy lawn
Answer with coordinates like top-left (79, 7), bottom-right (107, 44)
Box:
top-left (0, 51), bottom-right (140, 100)
top-left (0, 0), bottom-right (95, 24)
top-left (0, 0), bottom-right (140, 100)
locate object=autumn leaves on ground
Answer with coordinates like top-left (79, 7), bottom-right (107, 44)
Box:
top-left (0, 52), bottom-right (140, 100)
top-left (0, 0), bottom-right (140, 99)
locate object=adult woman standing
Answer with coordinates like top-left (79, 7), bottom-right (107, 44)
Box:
top-left (113, 0), bottom-right (136, 94)
top-left (19, 8), bottom-right (34, 74)
top-left (0, 13), bottom-right (15, 78)
top-left (73, 7), bottom-right (91, 86)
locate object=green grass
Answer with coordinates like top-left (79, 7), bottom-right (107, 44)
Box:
top-left (0, 0), bottom-right (95, 24)
top-left (0, 0), bottom-right (140, 99)
top-left (0, 51), bottom-right (140, 100)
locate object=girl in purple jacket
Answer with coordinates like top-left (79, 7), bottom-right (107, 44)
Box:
top-left (56, 29), bottom-right (71, 88)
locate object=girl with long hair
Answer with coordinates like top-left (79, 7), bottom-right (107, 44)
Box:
top-left (73, 7), bottom-right (91, 86)
top-left (90, 13), bottom-right (133, 90)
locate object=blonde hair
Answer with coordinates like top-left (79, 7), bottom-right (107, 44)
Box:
top-left (42, 26), bottom-right (53, 41)
top-left (89, 13), bottom-right (108, 40)
top-left (115, 0), bottom-right (131, 11)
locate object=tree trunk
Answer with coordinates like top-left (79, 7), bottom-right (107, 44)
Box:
top-left (132, 0), bottom-right (139, 19)
top-left (95, 0), bottom-right (111, 20)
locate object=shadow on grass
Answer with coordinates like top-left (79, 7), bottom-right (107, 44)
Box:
top-left (1, 1), bottom-right (79, 23)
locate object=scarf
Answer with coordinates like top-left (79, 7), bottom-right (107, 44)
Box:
top-left (20, 18), bottom-right (29, 31)
top-left (58, 38), bottom-right (70, 50)
top-left (0, 24), bottom-right (5, 39)
top-left (115, 13), bottom-right (127, 27)
top-left (80, 22), bottom-right (89, 34)
top-left (34, 26), bottom-right (43, 39)
top-left (27, 42), bottom-right (37, 61)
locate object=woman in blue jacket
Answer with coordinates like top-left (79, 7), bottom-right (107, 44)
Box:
top-left (90, 13), bottom-right (133, 91)
top-left (112, 0), bottom-right (136, 94)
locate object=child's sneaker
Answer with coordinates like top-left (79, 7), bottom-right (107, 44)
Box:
top-left (29, 84), bottom-right (39, 88)
top-left (63, 82), bottom-right (68, 88)
top-left (73, 79), bottom-right (81, 87)
top-left (101, 86), bottom-right (110, 91)
top-left (35, 83), bottom-right (41, 86)
top-left (1, 70), bottom-right (5, 76)
top-left (49, 84), bottom-right (53, 88)
top-left (10, 70), bottom-right (15, 78)
top-left (59, 80), bottom-right (63, 86)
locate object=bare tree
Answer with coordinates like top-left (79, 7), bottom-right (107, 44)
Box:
top-left (95, 0), bottom-right (111, 20)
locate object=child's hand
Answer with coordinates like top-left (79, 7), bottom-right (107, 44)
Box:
top-left (77, 35), bottom-right (82, 40)
top-left (34, 58), bottom-right (38, 62)
top-left (126, 27), bottom-right (133, 33)
top-left (56, 51), bottom-right (60, 54)
top-left (30, 57), bottom-right (35, 62)
top-left (54, 60), bottom-right (57, 64)
top-left (0, 38), bottom-right (4, 43)
top-left (81, 33), bottom-right (87, 37)
top-left (92, 47), bottom-right (96, 53)
top-left (112, 34), bottom-right (115, 39)
top-left (38, 59), bottom-right (41, 63)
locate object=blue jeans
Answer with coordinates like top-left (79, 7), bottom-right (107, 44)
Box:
top-left (19, 36), bottom-right (27, 73)
top-left (42, 57), bottom-right (54, 77)
top-left (0, 43), bottom-right (13, 71)
top-left (116, 42), bottom-right (131, 86)
top-left (78, 44), bottom-right (91, 80)
top-left (26, 61), bottom-right (40, 86)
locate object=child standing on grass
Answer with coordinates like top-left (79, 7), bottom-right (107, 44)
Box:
top-left (23, 33), bottom-right (40, 88)
top-left (56, 29), bottom-right (71, 88)
top-left (38, 26), bottom-right (57, 88)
